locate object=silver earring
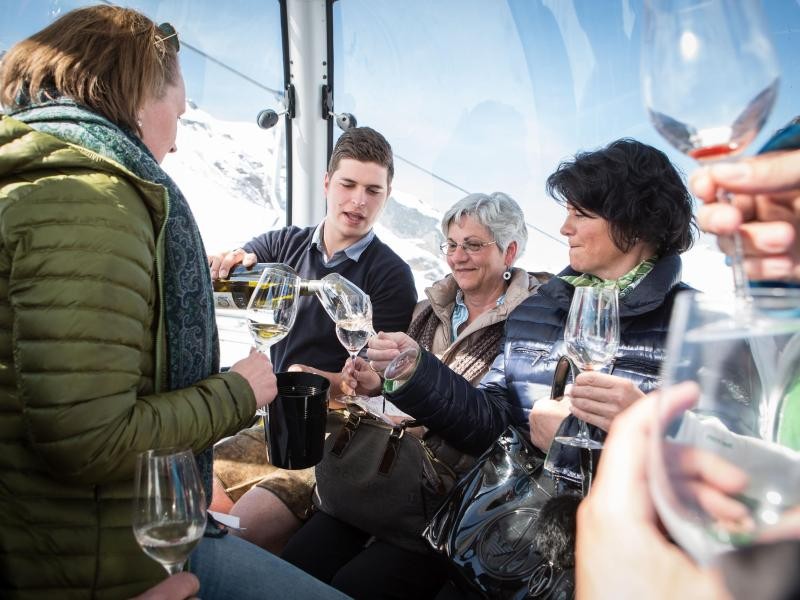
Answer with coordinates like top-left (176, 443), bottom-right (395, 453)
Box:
top-left (503, 268), bottom-right (512, 281)
top-left (136, 119), bottom-right (143, 127)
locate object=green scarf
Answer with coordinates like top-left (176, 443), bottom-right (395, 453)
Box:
top-left (560, 257), bottom-right (657, 298)
top-left (11, 97), bottom-right (218, 497)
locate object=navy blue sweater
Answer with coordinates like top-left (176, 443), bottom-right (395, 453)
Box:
top-left (244, 226), bottom-right (417, 373)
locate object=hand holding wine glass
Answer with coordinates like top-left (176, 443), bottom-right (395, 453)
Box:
top-left (555, 286), bottom-right (620, 450)
top-left (133, 449), bottom-right (207, 576)
top-left (650, 288), bottom-right (800, 565)
top-left (246, 267), bottom-right (299, 415)
top-left (334, 293), bottom-right (374, 406)
top-left (641, 0), bottom-right (781, 296)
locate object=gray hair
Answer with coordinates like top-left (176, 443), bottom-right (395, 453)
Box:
top-left (441, 192), bottom-right (528, 257)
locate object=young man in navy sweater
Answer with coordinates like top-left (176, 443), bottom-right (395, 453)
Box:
top-left (209, 126), bottom-right (416, 375)
top-left (208, 127), bottom-right (417, 550)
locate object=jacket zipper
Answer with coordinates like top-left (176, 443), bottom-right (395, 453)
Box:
top-left (153, 188), bottom-right (170, 393)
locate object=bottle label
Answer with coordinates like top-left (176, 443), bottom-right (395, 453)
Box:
top-left (213, 292), bottom-right (238, 310)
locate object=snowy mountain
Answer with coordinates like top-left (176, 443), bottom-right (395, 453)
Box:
top-left (162, 102), bottom-right (450, 298)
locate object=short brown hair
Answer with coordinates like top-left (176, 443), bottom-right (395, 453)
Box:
top-left (328, 127), bottom-right (394, 183)
top-left (0, 5), bottom-right (179, 137)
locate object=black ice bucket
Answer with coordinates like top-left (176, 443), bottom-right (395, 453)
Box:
top-left (265, 372), bottom-right (329, 469)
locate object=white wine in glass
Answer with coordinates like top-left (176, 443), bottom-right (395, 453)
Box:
top-left (554, 286), bottom-right (620, 450)
top-left (133, 449), bottom-right (207, 575)
top-left (334, 294), bottom-right (374, 406)
top-left (641, 0), bottom-right (780, 295)
top-left (246, 267), bottom-right (299, 355)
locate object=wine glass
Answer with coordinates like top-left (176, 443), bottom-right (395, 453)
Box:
top-left (246, 267), bottom-right (300, 414)
top-left (554, 286), bottom-right (620, 449)
top-left (641, 0), bottom-right (781, 297)
top-left (246, 267), bottom-right (300, 353)
top-left (334, 292), bottom-right (374, 407)
top-left (315, 273), bottom-right (372, 324)
top-left (649, 287), bottom-right (800, 565)
top-left (132, 449), bottom-right (207, 575)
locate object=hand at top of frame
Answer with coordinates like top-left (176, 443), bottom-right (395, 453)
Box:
top-left (690, 150), bottom-right (800, 283)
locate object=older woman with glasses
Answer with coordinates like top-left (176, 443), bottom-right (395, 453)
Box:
top-left (278, 192), bottom-right (550, 599)
top-left (0, 6), bottom-right (349, 599)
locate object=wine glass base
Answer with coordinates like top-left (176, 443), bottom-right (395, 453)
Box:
top-left (554, 435), bottom-right (603, 450)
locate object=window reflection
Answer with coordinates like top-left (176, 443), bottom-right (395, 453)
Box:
top-left (333, 0), bottom-right (800, 294)
top-left (0, 0), bottom-right (287, 255)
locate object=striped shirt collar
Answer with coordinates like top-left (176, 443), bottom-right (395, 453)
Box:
top-left (311, 221), bottom-right (375, 266)
top-left (451, 288), bottom-right (506, 341)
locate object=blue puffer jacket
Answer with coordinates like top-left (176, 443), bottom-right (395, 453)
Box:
top-left (387, 255), bottom-right (691, 466)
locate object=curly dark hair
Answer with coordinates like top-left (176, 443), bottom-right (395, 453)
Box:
top-left (545, 138), bottom-right (696, 255)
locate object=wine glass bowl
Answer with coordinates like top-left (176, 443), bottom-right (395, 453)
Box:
top-left (641, 0), bottom-right (780, 160)
top-left (132, 449), bottom-right (207, 575)
top-left (641, 0), bottom-right (781, 295)
top-left (650, 288), bottom-right (800, 564)
top-left (332, 293), bottom-right (374, 406)
top-left (554, 286), bottom-right (620, 450)
top-left (315, 273), bottom-right (373, 327)
top-left (246, 267), bottom-right (300, 355)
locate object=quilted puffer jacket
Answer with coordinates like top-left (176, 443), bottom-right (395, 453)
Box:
top-left (386, 255), bottom-right (691, 460)
top-left (0, 116), bottom-right (257, 599)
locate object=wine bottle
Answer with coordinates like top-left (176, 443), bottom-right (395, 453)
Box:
top-left (213, 263), bottom-right (321, 310)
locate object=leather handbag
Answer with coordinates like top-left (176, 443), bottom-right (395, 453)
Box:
top-left (313, 407), bottom-right (471, 553)
top-left (422, 356), bottom-right (581, 599)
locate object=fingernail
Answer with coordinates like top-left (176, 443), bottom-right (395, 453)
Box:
top-left (220, 269), bottom-right (228, 278)
top-left (711, 162), bottom-right (751, 181)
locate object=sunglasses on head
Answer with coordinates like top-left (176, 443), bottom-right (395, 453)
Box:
top-left (156, 22), bottom-right (180, 52)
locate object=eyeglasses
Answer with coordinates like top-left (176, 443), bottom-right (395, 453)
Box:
top-left (156, 22), bottom-right (180, 52)
top-left (439, 240), bottom-right (497, 255)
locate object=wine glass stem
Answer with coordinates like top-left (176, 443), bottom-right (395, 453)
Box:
top-left (718, 188), bottom-right (750, 299)
top-left (164, 560), bottom-right (186, 576)
top-left (577, 418), bottom-right (592, 440)
top-left (346, 354), bottom-right (358, 402)
top-left (573, 365), bottom-right (593, 441)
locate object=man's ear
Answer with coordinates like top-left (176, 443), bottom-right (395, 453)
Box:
top-left (323, 172), bottom-right (331, 196)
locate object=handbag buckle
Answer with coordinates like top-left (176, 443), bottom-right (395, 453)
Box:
top-left (377, 424), bottom-right (405, 476)
top-left (330, 411), bottom-right (362, 457)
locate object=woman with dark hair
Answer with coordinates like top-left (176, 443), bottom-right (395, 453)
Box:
top-left (367, 138), bottom-right (697, 485)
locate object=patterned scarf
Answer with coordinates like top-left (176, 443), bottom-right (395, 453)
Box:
top-left (559, 256), bottom-right (657, 298)
top-left (11, 98), bottom-right (218, 497)
top-left (406, 305), bottom-right (504, 383)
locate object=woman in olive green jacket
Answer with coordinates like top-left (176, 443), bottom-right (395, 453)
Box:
top-left (0, 6), bottom-right (292, 599)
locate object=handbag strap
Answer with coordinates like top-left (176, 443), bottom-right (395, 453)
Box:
top-left (329, 411), bottom-right (362, 457)
top-left (551, 355), bottom-right (576, 399)
top-left (377, 425), bottom-right (404, 476)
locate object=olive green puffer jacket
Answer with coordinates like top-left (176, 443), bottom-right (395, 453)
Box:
top-left (0, 116), bottom-right (257, 599)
